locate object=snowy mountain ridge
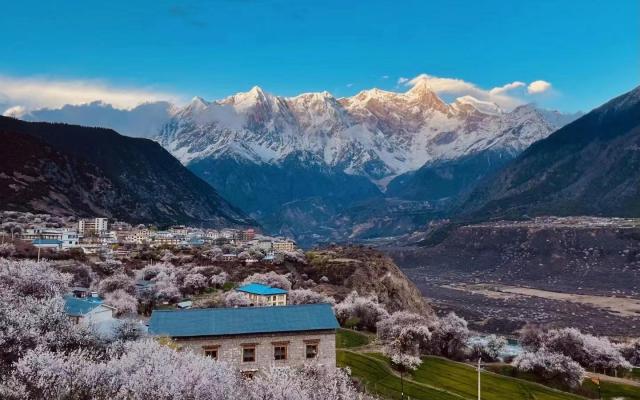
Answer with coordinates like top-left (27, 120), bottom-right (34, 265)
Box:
top-left (156, 81), bottom-right (578, 187)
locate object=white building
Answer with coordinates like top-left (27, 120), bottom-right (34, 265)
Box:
top-left (64, 293), bottom-right (116, 326)
top-left (236, 283), bottom-right (288, 306)
top-left (78, 218), bottom-right (109, 236)
top-left (24, 228), bottom-right (79, 249)
top-left (273, 240), bottom-right (296, 253)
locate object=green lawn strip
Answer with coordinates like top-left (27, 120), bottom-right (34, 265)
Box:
top-left (489, 364), bottom-right (640, 399)
top-left (412, 356), bottom-right (585, 400)
top-left (337, 350), bottom-right (467, 400)
top-left (336, 328), bottom-right (371, 349)
top-left (347, 351), bottom-right (585, 400)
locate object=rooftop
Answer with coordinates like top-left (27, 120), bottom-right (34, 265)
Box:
top-left (236, 283), bottom-right (288, 295)
top-left (148, 303), bottom-right (338, 337)
top-left (32, 239), bottom-right (62, 245)
top-left (63, 294), bottom-right (104, 316)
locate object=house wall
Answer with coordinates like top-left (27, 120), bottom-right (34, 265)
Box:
top-left (244, 293), bottom-right (287, 306)
top-left (84, 305), bottom-right (114, 325)
top-left (174, 330), bottom-right (336, 373)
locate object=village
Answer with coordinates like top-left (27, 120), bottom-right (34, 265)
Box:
top-left (16, 216), bottom-right (297, 263)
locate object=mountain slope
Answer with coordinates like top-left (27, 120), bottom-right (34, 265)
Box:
top-left (458, 86), bottom-right (640, 218)
top-left (0, 116), bottom-right (253, 227)
top-left (12, 83), bottom-right (579, 242)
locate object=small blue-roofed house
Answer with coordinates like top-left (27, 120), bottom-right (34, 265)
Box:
top-left (236, 283), bottom-right (288, 306)
top-left (64, 293), bottom-right (116, 326)
top-left (148, 303), bottom-right (338, 374)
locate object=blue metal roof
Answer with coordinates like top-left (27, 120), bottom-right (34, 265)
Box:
top-left (148, 303), bottom-right (338, 337)
top-left (63, 295), bottom-right (104, 316)
top-left (236, 283), bottom-right (288, 295)
top-left (32, 239), bottom-right (62, 245)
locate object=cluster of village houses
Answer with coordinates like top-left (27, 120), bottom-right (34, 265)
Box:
top-left (21, 217), bottom-right (333, 374)
top-left (20, 217), bottom-right (297, 260)
top-left (64, 282), bottom-right (337, 375)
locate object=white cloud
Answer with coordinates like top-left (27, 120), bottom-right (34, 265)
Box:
top-left (346, 83), bottom-right (354, 88)
top-left (399, 73), bottom-right (553, 110)
top-left (489, 81), bottom-right (525, 95)
top-left (381, 75), bottom-right (389, 80)
top-left (527, 80), bottom-right (552, 94)
top-left (0, 74), bottom-right (183, 114)
top-left (2, 105), bottom-right (27, 118)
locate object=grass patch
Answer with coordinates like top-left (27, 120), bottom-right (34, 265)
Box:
top-left (489, 364), bottom-right (640, 399)
top-left (338, 350), bottom-right (586, 400)
top-left (336, 328), bottom-right (371, 349)
top-left (337, 350), bottom-right (464, 400)
top-left (411, 357), bottom-right (584, 400)
top-left (582, 379), bottom-right (640, 400)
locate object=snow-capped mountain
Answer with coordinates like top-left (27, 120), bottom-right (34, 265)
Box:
top-left (156, 81), bottom-right (575, 188)
top-left (15, 83), bottom-right (580, 244)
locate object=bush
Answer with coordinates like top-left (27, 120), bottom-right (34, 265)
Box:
top-left (288, 289), bottom-right (335, 305)
top-left (513, 350), bottom-right (585, 388)
top-left (334, 291), bottom-right (388, 331)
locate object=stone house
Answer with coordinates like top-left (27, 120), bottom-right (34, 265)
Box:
top-left (148, 303), bottom-right (339, 375)
top-left (236, 283), bottom-right (288, 306)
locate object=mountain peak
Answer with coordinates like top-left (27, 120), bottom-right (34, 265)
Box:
top-left (189, 96), bottom-right (209, 108)
top-left (405, 79), bottom-right (448, 111)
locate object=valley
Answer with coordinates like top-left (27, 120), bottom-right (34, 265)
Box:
top-left (385, 217), bottom-right (640, 337)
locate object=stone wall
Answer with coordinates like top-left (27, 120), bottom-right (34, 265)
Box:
top-left (174, 329), bottom-right (336, 373)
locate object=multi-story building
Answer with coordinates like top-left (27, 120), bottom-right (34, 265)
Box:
top-left (204, 230), bottom-right (220, 241)
top-left (23, 228), bottom-right (79, 249)
top-left (273, 240), bottom-right (296, 253)
top-left (238, 229), bottom-right (256, 242)
top-left (236, 283), bottom-right (288, 306)
top-left (148, 304), bottom-right (338, 376)
top-left (152, 231), bottom-right (182, 247)
top-left (120, 229), bottom-right (150, 245)
top-left (169, 225), bottom-right (189, 236)
top-left (78, 218), bottom-right (109, 236)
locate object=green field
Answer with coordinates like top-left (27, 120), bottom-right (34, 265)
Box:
top-left (336, 328), bottom-right (371, 349)
top-left (490, 364), bottom-right (640, 399)
top-left (340, 350), bottom-right (598, 400)
top-left (339, 350), bottom-right (640, 400)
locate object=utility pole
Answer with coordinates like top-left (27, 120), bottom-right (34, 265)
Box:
top-left (477, 357), bottom-right (481, 400)
top-left (400, 368), bottom-right (404, 400)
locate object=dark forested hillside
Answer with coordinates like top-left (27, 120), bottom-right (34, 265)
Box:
top-left (458, 86), bottom-right (640, 219)
top-left (0, 116), bottom-right (253, 227)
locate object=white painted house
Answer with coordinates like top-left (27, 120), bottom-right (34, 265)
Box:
top-left (64, 293), bottom-right (116, 326)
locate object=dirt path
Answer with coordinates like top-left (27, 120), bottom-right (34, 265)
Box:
top-left (585, 372), bottom-right (640, 388)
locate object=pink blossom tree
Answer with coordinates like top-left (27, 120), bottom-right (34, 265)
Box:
top-left (334, 291), bottom-right (388, 331)
top-left (287, 289), bottom-right (335, 305)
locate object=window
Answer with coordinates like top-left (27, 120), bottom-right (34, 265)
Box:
top-left (242, 347), bottom-right (256, 363)
top-left (274, 345), bottom-right (287, 361)
top-left (241, 370), bottom-right (256, 379)
top-left (306, 344), bottom-right (318, 359)
top-left (203, 346), bottom-right (218, 360)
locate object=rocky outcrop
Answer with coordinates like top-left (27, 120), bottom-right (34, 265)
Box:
top-left (301, 246), bottom-right (433, 315)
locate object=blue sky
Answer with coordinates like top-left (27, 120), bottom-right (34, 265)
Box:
top-left (0, 0), bottom-right (637, 112)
